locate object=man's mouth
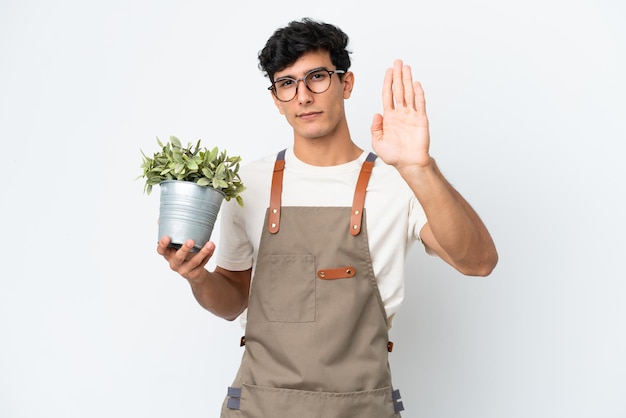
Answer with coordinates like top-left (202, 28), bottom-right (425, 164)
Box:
top-left (297, 111), bottom-right (321, 120)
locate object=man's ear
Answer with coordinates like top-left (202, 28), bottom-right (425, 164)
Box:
top-left (342, 71), bottom-right (355, 99)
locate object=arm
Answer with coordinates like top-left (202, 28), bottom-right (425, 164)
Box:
top-left (157, 236), bottom-right (251, 320)
top-left (371, 60), bottom-right (498, 276)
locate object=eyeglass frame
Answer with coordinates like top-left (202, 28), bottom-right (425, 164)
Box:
top-left (267, 68), bottom-right (347, 102)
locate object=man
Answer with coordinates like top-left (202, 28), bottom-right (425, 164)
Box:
top-left (157, 18), bottom-right (497, 417)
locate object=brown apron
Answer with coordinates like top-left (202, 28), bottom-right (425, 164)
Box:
top-left (221, 150), bottom-right (404, 417)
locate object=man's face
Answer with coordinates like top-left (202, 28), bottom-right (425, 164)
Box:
top-left (270, 50), bottom-right (353, 142)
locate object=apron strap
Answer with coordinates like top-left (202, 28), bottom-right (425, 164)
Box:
top-left (268, 149), bottom-right (286, 234)
top-left (268, 150), bottom-right (377, 236)
top-left (350, 152), bottom-right (377, 236)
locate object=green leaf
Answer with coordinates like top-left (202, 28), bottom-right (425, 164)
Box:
top-left (187, 159), bottom-right (199, 170)
top-left (170, 136), bottom-right (181, 149)
top-left (215, 163), bottom-right (226, 177)
top-left (207, 146), bottom-right (218, 163)
top-left (212, 178), bottom-right (228, 189)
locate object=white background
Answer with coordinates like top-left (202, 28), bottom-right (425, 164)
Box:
top-left (1, 0), bottom-right (625, 417)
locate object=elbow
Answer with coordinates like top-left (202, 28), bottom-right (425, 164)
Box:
top-left (221, 311), bottom-right (243, 322)
top-left (459, 249), bottom-right (499, 277)
top-left (220, 305), bottom-right (247, 322)
top-left (472, 261), bottom-right (497, 277)
top-left (220, 301), bottom-right (249, 322)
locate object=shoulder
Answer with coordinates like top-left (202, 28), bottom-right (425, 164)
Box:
top-left (237, 151), bottom-right (281, 197)
top-left (367, 155), bottom-right (425, 220)
top-left (240, 151), bottom-right (280, 177)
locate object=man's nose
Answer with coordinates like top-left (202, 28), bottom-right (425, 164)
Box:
top-left (295, 79), bottom-right (313, 103)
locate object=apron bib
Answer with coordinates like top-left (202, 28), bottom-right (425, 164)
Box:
top-left (221, 150), bottom-right (404, 417)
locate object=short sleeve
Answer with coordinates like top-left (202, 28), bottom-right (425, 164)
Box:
top-left (408, 195), bottom-right (428, 244)
top-left (215, 199), bottom-right (254, 271)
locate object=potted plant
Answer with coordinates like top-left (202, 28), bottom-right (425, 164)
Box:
top-left (138, 135), bottom-right (245, 252)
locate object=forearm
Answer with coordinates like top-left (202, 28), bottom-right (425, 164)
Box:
top-left (400, 158), bottom-right (498, 275)
top-left (187, 268), bottom-right (251, 321)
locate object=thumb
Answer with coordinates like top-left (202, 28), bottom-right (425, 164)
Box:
top-left (371, 113), bottom-right (383, 141)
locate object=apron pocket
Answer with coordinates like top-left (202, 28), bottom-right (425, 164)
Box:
top-left (235, 384), bottom-right (398, 418)
top-left (268, 254), bottom-right (316, 322)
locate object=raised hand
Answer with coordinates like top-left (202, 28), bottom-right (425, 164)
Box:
top-left (371, 59), bottom-right (431, 170)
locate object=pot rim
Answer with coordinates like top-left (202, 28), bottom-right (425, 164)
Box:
top-left (159, 179), bottom-right (226, 196)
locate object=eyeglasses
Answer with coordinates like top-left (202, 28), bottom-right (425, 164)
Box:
top-left (268, 68), bottom-right (346, 102)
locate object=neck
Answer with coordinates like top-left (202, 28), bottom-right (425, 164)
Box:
top-left (293, 138), bottom-right (362, 166)
top-left (292, 125), bottom-right (362, 166)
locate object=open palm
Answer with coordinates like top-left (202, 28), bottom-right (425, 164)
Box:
top-left (371, 60), bottom-right (431, 169)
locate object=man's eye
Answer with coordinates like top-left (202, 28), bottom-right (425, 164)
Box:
top-left (276, 79), bottom-right (294, 88)
top-left (308, 71), bottom-right (327, 81)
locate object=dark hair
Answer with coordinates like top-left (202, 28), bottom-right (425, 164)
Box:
top-left (258, 18), bottom-right (351, 81)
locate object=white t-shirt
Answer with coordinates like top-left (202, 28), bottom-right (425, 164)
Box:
top-left (216, 148), bottom-right (429, 328)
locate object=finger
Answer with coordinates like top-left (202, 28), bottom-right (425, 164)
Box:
top-left (382, 67), bottom-right (394, 110)
top-left (175, 239), bottom-right (196, 263)
top-left (414, 81), bottom-right (427, 116)
top-left (189, 241), bottom-right (216, 265)
top-left (161, 239), bottom-right (191, 271)
top-left (392, 59), bottom-right (405, 108)
top-left (179, 241), bottom-right (216, 277)
top-left (402, 64), bottom-right (416, 110)
top-left (157, 235), bottom-right (172, 256)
